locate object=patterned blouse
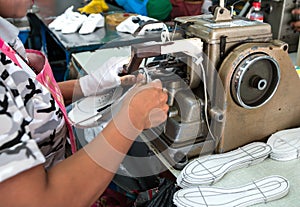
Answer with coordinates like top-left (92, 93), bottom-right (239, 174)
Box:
top-left (0, 18), bottom-right (67, 182)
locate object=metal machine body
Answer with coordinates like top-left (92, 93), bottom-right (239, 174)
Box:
top-left (125, 8), bottom-right (300, 169)
top-left (218, 41), bottom-right (300, 152)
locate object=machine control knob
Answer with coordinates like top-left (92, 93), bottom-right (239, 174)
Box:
top-left (249, 75), bottom-right (268, 91)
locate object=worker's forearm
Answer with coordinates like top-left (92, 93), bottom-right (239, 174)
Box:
top-left (0, 121), bottom-right (138, 207)
top-left (46, 120), bottom-right (137, 207)
top-left (58, 80), bottom-right (84, 105)
top-left (0, 79), bottom-right (167, 207)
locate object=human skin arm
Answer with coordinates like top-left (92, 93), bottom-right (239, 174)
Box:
top-left (0, 80), bottom-right (168, 207)
top-left (27, 51), bottom-right (136, 105)
top-left (58, 75), bottom-right (137, 105)
top-left (58, 79), bottom-right (84, 105)
top-left (0, 0), bottom-right (32, 18)
top-left (291, 9), bottom-right (300, 31)
top-left (0, 122), bottom-right (134, 207)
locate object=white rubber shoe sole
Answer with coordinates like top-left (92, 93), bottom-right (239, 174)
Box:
top-left (173, 175), bottom-right (289, 207)
top-left (177, 142), bottom-right (272, 188)
top-left (267, 127), bottom-right (300, 161)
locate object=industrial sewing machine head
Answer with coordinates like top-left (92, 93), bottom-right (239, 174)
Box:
top-left (123, 5), bottom-right (300, 170)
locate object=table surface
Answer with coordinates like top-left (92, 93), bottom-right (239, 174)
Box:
top-left (71, 46), bottom-right (131, 74)
top-left (34, 0), bottom-right (163, 51)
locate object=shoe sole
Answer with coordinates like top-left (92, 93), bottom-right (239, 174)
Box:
top-left (173, 175), bottom-right (289, 207)
top-left (177, 142), bottom-right (272, 187)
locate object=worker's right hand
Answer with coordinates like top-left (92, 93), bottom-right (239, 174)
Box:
top-left (112, 79), bottom-right (169, 139)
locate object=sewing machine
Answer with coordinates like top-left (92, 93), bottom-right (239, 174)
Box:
top-left (122, 6), bottom-right (300, 169)
top-left (68, 4), bottom-right (300, 170)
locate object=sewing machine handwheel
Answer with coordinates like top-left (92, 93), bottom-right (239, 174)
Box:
top-left (231, 53), bottom-right (280, 109)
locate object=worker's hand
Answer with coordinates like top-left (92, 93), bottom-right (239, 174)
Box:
top-left (291, 8), bottom-right (300, 31)
top-left (120, 75), bottom-right (136, 86)
top-left (128, 80), bottom-right (169, 130)
top-left (79, 56), bottom-right (136, 97)
top-left (112, 79), bottom-right (169, 139)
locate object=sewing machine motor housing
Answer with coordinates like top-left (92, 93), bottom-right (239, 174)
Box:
top-left (137, 10), bottom-right (300, 168)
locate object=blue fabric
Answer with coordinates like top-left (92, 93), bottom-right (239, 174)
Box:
top-left (115, 0), bottom-right (149, 16)
top-left (18, 31), bottom-right (29, 44)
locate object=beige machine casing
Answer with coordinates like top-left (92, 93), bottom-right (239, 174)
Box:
top-left (218, 41), bottom-right (300, 152)
top-left (175, 12), bottom-right (300, 153)
top-left (120, 10), bottom-right (300, 169)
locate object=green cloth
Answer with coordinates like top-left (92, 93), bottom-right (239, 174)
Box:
top-left (147, 0), bottom-right (172, 20)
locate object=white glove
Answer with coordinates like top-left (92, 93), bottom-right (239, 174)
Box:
top-left (79, 56), bottom-right (129, 97)
top-left (116, 15), bottom-right (164, 35)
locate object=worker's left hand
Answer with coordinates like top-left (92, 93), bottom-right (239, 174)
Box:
top-left (79, 56), bottom-right (136, 97)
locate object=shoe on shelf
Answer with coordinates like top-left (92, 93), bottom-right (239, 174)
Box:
top-left (79, 13), bottom-right (105, 35)
top-left (61, 13), bottom-right (87, 34)
top-left (49, 6), bottom-right (74, 31)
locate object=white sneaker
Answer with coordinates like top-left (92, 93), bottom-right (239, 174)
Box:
top-left (79, 13), bottom-right (105, 35)
top-left (61, 13), bottom-right (87, 34)
top-left (173, 175), bottom-right (289, 207)
top-left (49, 6), bottom-right (74, 31)
top-left (177, 142), bottom-right (272, 188)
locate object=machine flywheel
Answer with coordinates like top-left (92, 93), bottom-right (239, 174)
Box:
top-left (231, 53), bottom-right (280, 109)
